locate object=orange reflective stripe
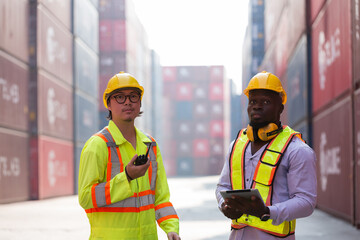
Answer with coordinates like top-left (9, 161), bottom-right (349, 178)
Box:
top-left (91, 183), bottom-right (99, 208)
top-left (116, 146), bottom-right (123, 172)
top-left (85, 204), bottom-right (155, 213)
top-left (136, 190), bottom-right (155, 197)
top-left (157, 214), bottom-right (179, 224)
top-left (106, 149), bottom-right (112, 181)
top-left (148, 160), bottom-right (153, 186)
top-left (155, 202), bottom-right (173, 210)
top-left (105, 181), bottom-right (111, 205)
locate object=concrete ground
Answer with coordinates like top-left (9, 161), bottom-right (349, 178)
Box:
top-left (0, 176), bottom-right (359, 240)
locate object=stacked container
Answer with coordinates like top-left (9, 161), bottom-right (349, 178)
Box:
top-left (99, 0), bottom-right (151, 133)
top-left (73, 0), bottom-right (99, 193)
top-left (162, 66), bottom-right (230, 176)
top-left (0, 0), bottom-right (30, 203)
top-left (28, 1), bottom-right (74, 199)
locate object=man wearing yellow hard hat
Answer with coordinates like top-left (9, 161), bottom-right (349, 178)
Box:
top-left (216, 71), bottom-right (317, 239)
top-left (78, 72), bottom-right (181, 240)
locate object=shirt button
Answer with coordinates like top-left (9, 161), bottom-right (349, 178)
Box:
top-left (246, 179), bottom-right (249, 182)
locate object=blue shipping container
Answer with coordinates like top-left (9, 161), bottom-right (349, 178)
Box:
top-left (175, 101), bottom-right (193, 120)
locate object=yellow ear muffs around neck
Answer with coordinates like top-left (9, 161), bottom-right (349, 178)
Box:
top-left (246, 123), bottom-right (282, 142)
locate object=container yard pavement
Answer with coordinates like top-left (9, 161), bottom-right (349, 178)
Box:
top-left (0, 176), bottom-right (359, 240)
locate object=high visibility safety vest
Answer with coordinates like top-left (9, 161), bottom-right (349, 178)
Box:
top-left (79, 123), bottom-right (179, 240)
top-left (229, 126), bottom-right (303, 238)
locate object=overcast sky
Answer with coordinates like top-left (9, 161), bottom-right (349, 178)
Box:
top-left (132, 0), bottom-right (250, 93)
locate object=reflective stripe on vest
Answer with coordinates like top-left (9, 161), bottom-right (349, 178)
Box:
top-left (230, 126), bottom-right (302, 237)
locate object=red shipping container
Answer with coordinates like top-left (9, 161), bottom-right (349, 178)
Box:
top-left (99, 20), bottom-right (113, 52)
top-left (176, 82), bottom-right (193, 100)
top-left (353, 0), bottom-right (360, 85)
top-left (38, 72), bottom-right (73, 140)
top-left (209, 82), bottom-right (224, 100)
top-left (193, 139), bottom-right (209, 158)
top-left (113, 20), bottom-right (126, 51)
top-left (354, 89), bottom-right (360, 227)
top-left (163, 67), bottom-right (177, 82)
top-left (313, 96), bottom-right (353, 221)
top-left (38, 0), bottom-right (71, 30)
top-left (0, 130), bottom-right (29, 203)
top-left (0, 51), bottom-right (29, 131)
top-left (310, 0), bottom-right (327, 24)
top-left (210, 66), bottom-right (224, 82)
top-left (38, 5), bottom-right (73, 85)
top-left (210, 120), bottom-right (224, 138)
top-left (0, 0), bottom-right (29, 63)
top-left (311, 0), bottom-right (352, 113)
top-left (38, 135), bottom-right (74, 199)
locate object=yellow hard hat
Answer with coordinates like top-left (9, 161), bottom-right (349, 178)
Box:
top-left (103, 72), bottom-right (144, 108)
top-left (243, 71), bottom-right (287, 105)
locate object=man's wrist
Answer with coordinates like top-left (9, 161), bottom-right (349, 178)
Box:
top-left (260, 207), bottom-right (270, 221)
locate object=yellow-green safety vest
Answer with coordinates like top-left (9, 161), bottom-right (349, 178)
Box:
top-left (229, 126), bottom-right (303, 237)
top-left (78, 122), bottom-right (179, 239)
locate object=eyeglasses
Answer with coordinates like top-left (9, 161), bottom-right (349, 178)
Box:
top-left (112, 94), bottom-right (140, 104)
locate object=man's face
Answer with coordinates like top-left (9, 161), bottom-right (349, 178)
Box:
top-left (247, 89), bottom-right (284, 128)
top-left (108, 89), bottom-right (141, 122)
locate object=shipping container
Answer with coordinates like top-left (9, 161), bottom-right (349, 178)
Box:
top-left (38, 71), bottom-right (73, 140)
top-left (209, 82), bottom-right (224, 100)
top-left (354, 88), bottom-right (360, 228)
top-left (260, 41), bottom-right (277, 74)
top-left (74, 145), bottom-right (83, 194)
top-left (112, 20), bottom-right (127, 51)
top-left (163, 157), bottom-right (176, 177)
top-left (264, 0), bottom-right (286, 50)
top-left (287, 35), bottom-right (308, 126)
top-left (292, 119), bottom-right (310, 145)
top-left (75, 93), bottom-right (99, 143)
top-left (162, 67), bottom-right (177, 82)
top-left (176, 141), bottom-right (192, 158)
top-left (193, 139), bottom-right (210, 158)
top-left (208, 156), bottom-right (224, 175)
top-left (193, 101), bottom-right (209, 119)
top-left (210, 120), bottom-right (225, 138)
top-left (0, 50), bottom-right (29, 131)
top-left (353, 0), bottom-right (360, 86)
top-left (0, 128), bottom-right (29, 203)
top-left (313, 95), bottom-right (353, 221)
top-left (174, 121), bottom-right (193, 138)
top-left (163, 81), bottom-right (177, 99)
top-left (310, 0), bottom-right (327, 24)
top-left (175, 101), bottom-right (192, 120)
top-left (38, 0), bottom-right (71, 30)
top-left (177, 67), bottom-right (193, 82)
top-left (251, 21), bottom-right (265, 56)
top-left (193, 157), bottom-right (208, 176)
top-left (99, 0), bottom-right (125, 19)
top-left (193, 82), bottom-right (209, 99)
top-left (209, 138), bottom-right (224, 157)
top-left (74, 39), bottom-right (99, 96)
top-left (279, 73), bottom-right (289, 125)
top-left (210, 101), bottom-right (224, 120)
top-left (210, 66), bottom-right (224, 82)
top-left (287, 0), bottom-right (306, 57)
top-left (194, 121), bottom-right (209, 138)
top-left (0, 0), bottom-right (29, 63)
top-left (37, 135), bottom-right (74, 199)
top-left (176, 157), bottom-right (193, 176)
top-left (176, 82), bottom-right (193, 101)
top-left (311, 0), bottom-right (352, 113)
top-left (74, 0), bottom-right (99, 52)
top-left (99, 20), bottom-right (113, 52)
top-left (275, 6), bottom-right (289, 78)
top-left (89, 0), bottom-right (99, 9)
top-left (100, 52), bottom-right (127, 76)
top-left (38, 5), bottom-right (73, 85)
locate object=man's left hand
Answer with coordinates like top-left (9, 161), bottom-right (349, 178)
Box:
top-left (167, 232), bottom-right (181, 240)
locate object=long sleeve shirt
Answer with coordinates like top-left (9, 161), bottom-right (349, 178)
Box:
top-left (215, 136), bottom-right (317, 240)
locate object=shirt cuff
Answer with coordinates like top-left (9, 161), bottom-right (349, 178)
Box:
top-left (268, 205), bottom-right (278, 222)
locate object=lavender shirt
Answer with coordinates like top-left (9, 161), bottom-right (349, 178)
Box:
top-left (216, 136), bottom-right (317, 240)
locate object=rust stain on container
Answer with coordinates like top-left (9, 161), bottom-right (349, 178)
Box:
top-left (0, 129), bottom-right (29, 203)
top-left (313, 95), bottom-right (353, 221)
top-left (0, 50), bottom-right (29, 131)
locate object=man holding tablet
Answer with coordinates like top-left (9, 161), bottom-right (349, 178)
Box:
top-left (215, 71), bottom-right (317, 239)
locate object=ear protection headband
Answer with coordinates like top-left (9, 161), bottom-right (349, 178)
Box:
top-left (245, 123), bottom-right (283, 142)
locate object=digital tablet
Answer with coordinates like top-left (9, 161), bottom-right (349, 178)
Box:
top-left (220, 189), bottom-right (264, 204)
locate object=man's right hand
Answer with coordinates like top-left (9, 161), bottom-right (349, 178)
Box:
top-left (221, 202), bottom-right (243, 220)
top-left (125, 154), bottom-right (150, 181)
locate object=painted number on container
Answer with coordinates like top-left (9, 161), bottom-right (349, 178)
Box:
top-left (318, 28), bottom-right (341, 90)
top-left (0, 156), bottom-right (20, 179)
top-left (319, 132), bottom-right (341, 191)
top-left (0, 78), bottom-right (20, 104)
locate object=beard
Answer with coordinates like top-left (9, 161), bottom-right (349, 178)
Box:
top-left (249, 120), bottom-right (270, 130)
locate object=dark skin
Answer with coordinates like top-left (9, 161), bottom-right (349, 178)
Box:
top-left (221, 89), bottom-right (284, 220)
